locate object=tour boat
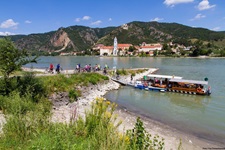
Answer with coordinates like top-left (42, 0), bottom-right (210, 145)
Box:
top-left (130, 74), bottom-right (182, 92)
top-left (167, 78), bottom-right (211, 96)
top-left (146, 74), bottom-right (183, 92)
top-left (116, 73), bottom-right (211, 96)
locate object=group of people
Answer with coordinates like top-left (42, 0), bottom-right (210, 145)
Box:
top-left (75, 63), bottom-right (109, 73)
top-left (49, 63), bottom-right (61, 74)
top-left (48, 63), bottom-right (109, 74)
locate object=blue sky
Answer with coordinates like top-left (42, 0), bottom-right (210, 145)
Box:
top-left (0, 0), bottom-right (225, 35)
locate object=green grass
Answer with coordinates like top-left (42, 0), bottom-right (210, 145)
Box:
top-left (0, 72), bottom-right (165, 150)
top-left (39, 73), bottom-right (109, 94)
top-left (109, 68), bottom-right (147, 77)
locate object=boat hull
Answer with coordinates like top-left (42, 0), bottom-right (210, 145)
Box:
top-left (167, 88), bottom-right (211, 96)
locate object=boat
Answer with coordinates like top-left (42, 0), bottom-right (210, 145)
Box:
top-left (128, 74), bottom-right (211, 96)
top-left (114, 73), bottom-right (211, 96)
top-left (167, 78), bottom-right (211, 96)
top-left (129, 74), bottom-right (183, 92)
top-left (146, 74), bottom-right (183, 92)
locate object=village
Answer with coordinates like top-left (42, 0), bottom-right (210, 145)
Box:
top-left (60, 24), bottom-right (193, 57)
top-left (60, 38), bottom-right (192, 57)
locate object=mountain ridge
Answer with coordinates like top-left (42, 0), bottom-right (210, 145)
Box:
top-left (1, 21), bottom-right (225, 53)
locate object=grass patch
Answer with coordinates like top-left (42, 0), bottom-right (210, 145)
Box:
top-left (114, 68), bottom-right (147, 76)
top-left (39, 73), bottom-right (109, 94)
top-left (0, 71), bottom-right (166, 150)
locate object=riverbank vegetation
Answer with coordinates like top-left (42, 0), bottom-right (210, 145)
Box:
top-left (108, 68), bottom-right (147, 77)
top-left (0, 38), bottom-right (165, 149)
top-left (0, 72), bottom-right (165, 149)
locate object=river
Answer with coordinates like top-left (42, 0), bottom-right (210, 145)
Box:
top-left (26, 56), bottom-right (225, 145)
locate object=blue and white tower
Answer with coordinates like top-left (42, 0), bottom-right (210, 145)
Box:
top-left (113, 37), bottom-right (118, 56)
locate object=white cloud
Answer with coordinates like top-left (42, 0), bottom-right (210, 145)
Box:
top-left (151, 17), bottom-right (164, 22)
top-left (212, 27), bottom-right (220, 31)
top-left (197, 0), bottom-right (215, 11)
top-left (25, 20), bottom-right (32, 24)
top-left (0, 31), bottom-right (16, 36)
top-left (82, 16), bottom-right (91, 21)
top-left (91, 20), bottom-right (102, 25)
top-left (75, 16), bottom-right (91, 22)
top-left (75, 18), bottom-right (81, 22)
top-left (108, 18), bottom-right (112, 21)
top-left (0, 19), bottom-right (19, 29)
top-left (190, 13), bottom-right (206, 21)
top-left (164, 0), bottom-right (194, 6)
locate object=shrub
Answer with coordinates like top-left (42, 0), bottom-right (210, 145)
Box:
top-left (67, 97), bottom-right (127, 149)
top-left (0, 72), bottom-right (46, 102)
top-left (127, 117), bottom-right (165, 150)
top-left (68, 89), bottom-right (81, 102)
top-left (116, 69), bottom-right (128, 75)
top-left (16, 72), bottom-right (47, 102)
top-left (0, 93), bottom-right (51, 148)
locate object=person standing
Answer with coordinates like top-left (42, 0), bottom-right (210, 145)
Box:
top-left (49, 63), bottom-right (54, 73)
top-left (56, 64), bottom-right (60, 73)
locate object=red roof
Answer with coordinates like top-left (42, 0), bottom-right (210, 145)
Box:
top-left (118, 44), bottom-right (132, 48)
top-left (101, 46), bottom-right (113, 49)
top-left (141, 45), bottom-right (162, 48)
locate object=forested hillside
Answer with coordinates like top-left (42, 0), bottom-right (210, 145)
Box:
top-left (1, 21), bottom-right (224, 54)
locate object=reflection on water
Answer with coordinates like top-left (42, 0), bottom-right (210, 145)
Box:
top-left (167, 92), bottom-right (211, 109)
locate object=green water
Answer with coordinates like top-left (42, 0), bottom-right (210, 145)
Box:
top-left (28, 56), bottom-right (225, 145)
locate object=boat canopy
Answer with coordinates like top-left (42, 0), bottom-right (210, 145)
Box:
top-left (169, 78), bottom-right (208, 85)
top-left (147, 74), bottom-right (183, 79)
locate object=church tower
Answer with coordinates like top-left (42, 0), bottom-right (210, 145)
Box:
top-left (113, 37), bottom-right (118, 56)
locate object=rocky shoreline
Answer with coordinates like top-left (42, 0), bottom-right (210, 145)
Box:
top-left (51, 68), bottom-right (157, 123)
top-left (1, 68), bottom-right (222, 149)
top-left (50, 67), bottom-right (220, 149)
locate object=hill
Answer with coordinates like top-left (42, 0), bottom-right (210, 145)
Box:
top-left (1, 21), bottom-right (225, 53)
top-left (97, 21), bottom-right (225, 46)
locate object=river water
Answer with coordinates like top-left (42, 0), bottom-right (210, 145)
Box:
top-left (27, 56), bottom-right (225, 145)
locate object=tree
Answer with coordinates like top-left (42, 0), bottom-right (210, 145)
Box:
top-left (191, 48), bottom-right (200, 57)
top-left (0, 38), bottom-right (38, 95)
top-left (162, 43), bottom-right (169, 50)
top-left (128, 46), bottom-right (135, 52)
top-left (153, 50), bottom-right (158, 56)
top-left (0, 38), bottom-right (37, 78)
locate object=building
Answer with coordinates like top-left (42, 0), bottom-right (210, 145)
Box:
top-left (121, 24), bottom-right (128, 30)
top-left (138, 43), bottom-right (162, 56)
top-left (100, 37), bottom-right (133, 56)
top-left (92, 44), bottom-right (104, 50)
top-left (100, 46), bottom-right (113, 56)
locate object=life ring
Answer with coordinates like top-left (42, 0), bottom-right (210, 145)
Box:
top-left (197, 87), bottom-right (202, 93)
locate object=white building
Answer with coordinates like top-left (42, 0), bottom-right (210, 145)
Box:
top-left (100, 46), bottom-right (113, 56)
top-left (139, 44), bottom-right (162, 51)
top-left (138, 43), bottom-right (162, 56)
